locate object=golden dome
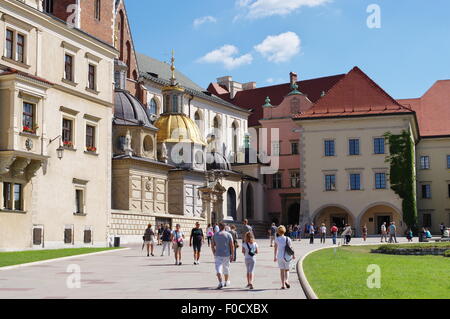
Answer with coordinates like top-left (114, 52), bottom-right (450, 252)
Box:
top-left (154, 114), bottom-right (206, 146)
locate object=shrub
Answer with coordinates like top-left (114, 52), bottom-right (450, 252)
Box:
top-left (444, 250), bottom-right (450, 258)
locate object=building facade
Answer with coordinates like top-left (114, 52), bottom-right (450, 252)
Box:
top-left (0, 0), bottom-right (116, 250)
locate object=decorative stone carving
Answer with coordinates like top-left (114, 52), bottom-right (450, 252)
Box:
top-left (25, 138), bottom-right (33, 151)
top-left (0, 156), bottom-right (16, 175)
top-left (124, 130), bottom-right (133, 156)
top-left (159, 142), bottom-right (168, 163)
top-left (11, 158), bottom-right (31, 178)
top-left (26, 160), bottom-right (43, 180)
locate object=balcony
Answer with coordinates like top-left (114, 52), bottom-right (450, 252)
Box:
top-left (0, 150), bottom-right (48, 181)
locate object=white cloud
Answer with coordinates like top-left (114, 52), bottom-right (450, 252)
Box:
top-left (197, 45), bottom-right (253, 69)
top-left (193, 16), bottom-right (217, 28)
top-left (254, 32), bottom-right (301, 63)
top-left (237, 0), bottom-right (331, 19)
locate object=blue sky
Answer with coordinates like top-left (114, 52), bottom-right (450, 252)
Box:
top-left (127, 0), bottom-right (450, 99)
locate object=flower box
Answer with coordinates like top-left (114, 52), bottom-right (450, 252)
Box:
top-left (22, 125), bottom-right (38, 134)
top-left (63, 141), bottom-right (74, 148)
top-left (86, 146), bottom-right (97, 153)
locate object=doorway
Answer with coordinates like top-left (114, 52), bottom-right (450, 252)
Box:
top-left (156, 218), bottom-right (172, 229)
top-left (331, 216), bottom-right (347, 229)
top-left (377, 216), bottom-right (391, 234)
top-left (288, 203), bottom-right (300, 225)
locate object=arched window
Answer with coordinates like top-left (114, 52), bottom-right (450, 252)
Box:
top-left (194, 111), bottom-right (203, 132)
top-left (148, 98), bottom-right (158, 115)
top-left (227, 188), bottom-right (237, 220)
top-left (132, 70), bottom-right (138, 81)
top-left (126, 41), bottom-right (131, 78)
top-left (246, 185), bottom-right (254, 219)
top-left (43, 0), bottom-right (53, 13)
top-left (118, 11), bottom-right (124, 61)
top-left (95, 0), bottom-right (101, 21)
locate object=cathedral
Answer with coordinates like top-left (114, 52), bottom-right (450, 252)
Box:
top-left (0, 0), bottom-right (263, 250)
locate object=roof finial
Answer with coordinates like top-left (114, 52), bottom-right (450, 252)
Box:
top-left (170, 49), bottom-right (176, 85)
top-left (263, 96), bottom-right (273, 108)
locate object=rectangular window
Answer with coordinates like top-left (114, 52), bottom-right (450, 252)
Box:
top-left (374, 138), bottom-right (385, 154)
top-left (272, 141), bottom-right (280, 155)
top-left (422, 184), bottom-right (431, 199)
top-left (420, 156), bottom-right (430, 170)
top-left (3, 182), bottom-right (12, 210)
top-left (43, 0), bottom-right (54, 13)
top-left (324, 140), bottom-right (335, 157)
top-left (375, 173), bottom-right (387, 189)
top-left (62, 118), bottom-right (73, 147)
top-left (14, 184), bottom-right (22, 211)
top-left (349, 139), bottom-right (360, 156)
top-left (64, 228), bottom-right (73, 244)
top-left (64, 54), bottom-right (73, 82)
top-left (290, 171), bottom-right (300, 188)
top-left (22, 102), bottom-right (35, 133)
top-left (16, 34), bottom-right (25, 63)
top-left (5, 29), bottom-right (14, 59)
top-left (325, 175), bottom-right (336, 191)
top-left (423, 214), bottom-right (432, 228)
top-left (447, 155), bottom-right (450, 169)
top-left (84, 229), bottom-right (92, 244)
top-left (291, 142), bottom-right (299, 155)
top-left (95, 0), bottom-right (101, 21)
top-left (272, 173), bottom-right (282, 189)
top-left (350, 174), bottom-right (361, 190)
top-left (75, 189), bottom-right (84, 214)
top-left (88, 64), bottom-right (96, 90)
top-left (86, 125), bottom-right (96, 152)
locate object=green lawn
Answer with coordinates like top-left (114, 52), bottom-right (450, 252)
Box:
top-left (303, 246), bottom-right (450, 299)
top-left (0, 248), bottom-right (119, 268)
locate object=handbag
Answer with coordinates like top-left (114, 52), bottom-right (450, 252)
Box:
top-left (175, 231), bottom-right (184, 247)
top-left (284, 237), bottom-right (295, 261)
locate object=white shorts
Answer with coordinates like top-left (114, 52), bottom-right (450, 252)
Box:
top-left (278, 258), bottom-right (291, 270)
top-left (215, 256), bottom-right (231, 275)
top-left (245, 258), bottom-right (256, 274)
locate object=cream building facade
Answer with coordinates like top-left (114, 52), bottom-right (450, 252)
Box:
top-left (294, 67), bottom-right (419, 235)
top-left (0, 0), bottom-right (116, 250)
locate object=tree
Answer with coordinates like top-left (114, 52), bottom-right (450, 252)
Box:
top-left (384, 130), bottom-right (418, 231)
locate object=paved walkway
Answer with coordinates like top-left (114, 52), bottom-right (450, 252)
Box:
top-left (0, 237), bottom-right (411, 299)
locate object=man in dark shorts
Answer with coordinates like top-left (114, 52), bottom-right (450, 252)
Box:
top-left (190, 222), bottom-right (205, 265)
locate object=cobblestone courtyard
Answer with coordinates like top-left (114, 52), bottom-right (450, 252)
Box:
top-left (0, 238), bottom-right (411, 299)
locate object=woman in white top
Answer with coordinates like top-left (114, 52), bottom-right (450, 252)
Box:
top-left (242, 232), bottom-right (259, 290)
top-left (274, 226), bottom-right (296, 290)
top-left (171, 224), bottom-right (185, 265)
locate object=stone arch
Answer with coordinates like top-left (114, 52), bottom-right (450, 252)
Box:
top-left (312, 204), bottom-right (355, 230)
top-left (358, 202), bottom-right (404, 236)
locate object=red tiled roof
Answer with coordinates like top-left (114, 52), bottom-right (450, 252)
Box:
top-left (0, 67), bottom-right (53, 86)
top-left (294, 67), bottom-right (413, 120)
top-left (398, 80), bottom-right (450, 137)
top-left (207, 74), bottom-right (345, 126)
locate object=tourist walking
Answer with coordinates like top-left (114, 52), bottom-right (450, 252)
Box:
top-left (440, 223), bottom-right (446, 237)
top-left (380, 222), bottom-right (388, 243)
top-left (309, 223), bottom-right (315, 244)
top-left (342, 224), bottom-right (352, 245)
top-left (241, 219), bottom-right (253, 241)
top-left (206, 224), bottom-right (214, 247)
top-left (143, 224), bottom-right (155, 257)
top-left (229, 225), bottom-right (239, 262)
top-left (213, 223), bottom-right (220, 234)
top-left (242, 232), bottom-right (258, 290)
top-left (211, 222), bottom-right (235, 290)
top-left (269, 223), bottom-right (277, 247)
top-left (190, 222), bottom-right (204, 265)
top-left (274, 226), bottom-right (296, 290)
top-left (330, 224), bottom-right (338, 245)
top-left (389, 222), bottom-right (398, 243)
top-left (406, 228), bottom-right (414, 242)
top-left (320, 224), bottom-right (327, 244)
top-left (362, 224), bottom-right (368, 242)
top-left (157, 224), bottom-right (163, 246)
top-left (160, 224), bottom-right (172, 256)
top-left (171, 224), bottom-right (185, 265)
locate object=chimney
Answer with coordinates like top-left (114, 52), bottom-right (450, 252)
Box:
top-left (242, 82), bottom-right (257, 91)
top-left (290, 72), bottom-right (298, 86)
